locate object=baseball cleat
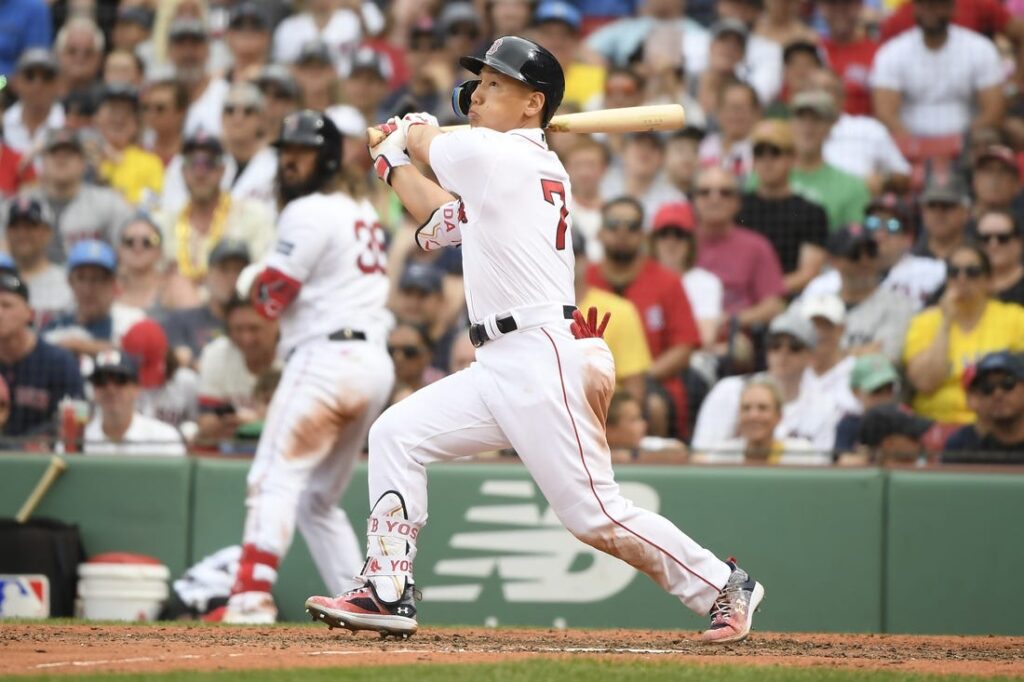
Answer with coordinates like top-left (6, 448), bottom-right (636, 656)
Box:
top-left (220, 591), bottom-right (278, 625)
top-left (305, 582), bottom-right (419, 637)
top-left (701, 560), bottom-right (765, 644)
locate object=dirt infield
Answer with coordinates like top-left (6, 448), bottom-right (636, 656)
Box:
top-left (2, 623), bottom-right (1022, 678)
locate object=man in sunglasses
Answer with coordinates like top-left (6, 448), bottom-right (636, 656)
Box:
top-left (969, 146), bottom-right (1024, 229)
top-left (738, 119), bottom-right (828, 297)
top-left (0, 267), bottom-right (83, 439)
top-left (221, 83), bottom-right (277, 216)
top-left (224, 3), bottom-right (271, 86)
top-left (4, 197), bottom-right (71, 327)
top-left (3, 49), bottom-right (64, 156)
top-left (168, 18), bottom-right (230, 138)
top-left (820, 226), bottom-right (916, 362)
top-left (82, 350), bottom-right (186, 457)
top-left (392, 263), bottom-right (460, 374)
top-left (944, 351), bottom-right (1024, 464)
top-left (912, 174), bottom-right (971, 260)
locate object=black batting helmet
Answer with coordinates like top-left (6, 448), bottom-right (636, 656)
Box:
top-left (453, 36), bottom-right (565, 126)
top-left (273, 109), bottom-right (342, 176)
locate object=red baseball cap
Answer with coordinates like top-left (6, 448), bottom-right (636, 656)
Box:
top-left (121, 319), bottom-right (168, 388)
top-left (652, 202), bottom-right (695, 233)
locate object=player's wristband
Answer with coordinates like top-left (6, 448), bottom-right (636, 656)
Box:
top-left (372, 151), bottom-right (410, 186)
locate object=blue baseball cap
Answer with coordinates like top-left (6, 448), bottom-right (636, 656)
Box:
top-left (534, 1), bottom-right (582, 31)
top-left (68, 240), bottom-right (117, 274)
top-left (0, 252), bottom-right (15, 271)
top-left (399, 263), bottom-right (443, 294)
top-left (963, 351), bottom-right (1024, 390)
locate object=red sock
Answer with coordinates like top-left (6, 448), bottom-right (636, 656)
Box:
top-left (232, 543), bottom-right (280, 595)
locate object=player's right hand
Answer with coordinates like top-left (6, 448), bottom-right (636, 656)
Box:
top-left (571, 307), bottom-right (610, 340)
top-left (369, 117), bottom-right (411, 186)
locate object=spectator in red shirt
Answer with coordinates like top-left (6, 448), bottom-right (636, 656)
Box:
top-left (693, 166), bottom-right (786, 330)
top-left (0, 137), bottom-right (36, 200)
top-left (819, 0), bottom-right (879, 116)
top-left (587, 196), bottom-right (701, 438)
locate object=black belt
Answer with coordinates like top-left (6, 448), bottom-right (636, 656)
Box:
top-left (328, 328), bottom-right (367, 342)
top-left (468, 305), bottom-right (576, 348)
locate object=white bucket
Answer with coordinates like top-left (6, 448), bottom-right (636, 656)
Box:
top-left (77, 582), bottom-right (169, 621)
top-left (77, 554), bottom-right (170, 622)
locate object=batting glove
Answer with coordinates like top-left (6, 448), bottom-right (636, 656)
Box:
top-left (571, 307), bottom-right (611, 340)
top-left (369, 118), bottom-right (411, 186)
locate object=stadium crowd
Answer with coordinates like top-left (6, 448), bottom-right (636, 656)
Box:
top-left (1, 0), bottom-right (1023, 466)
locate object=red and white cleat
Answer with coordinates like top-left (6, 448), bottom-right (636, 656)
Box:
top-left (305, 582), bottom-right (419, 639)
top-left (701, 560), bottom-right (765, 644)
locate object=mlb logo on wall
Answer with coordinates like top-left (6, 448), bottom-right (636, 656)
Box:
top-left (0, 575), bottom-right (50, 618)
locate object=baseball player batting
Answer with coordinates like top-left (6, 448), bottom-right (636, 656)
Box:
top-left (305, 36), bottom-right (764, 643)
top-left (220, 110), bottom-right (394, 623)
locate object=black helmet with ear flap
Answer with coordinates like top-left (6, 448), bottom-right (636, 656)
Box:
top-left (451, 80), bottom-right (479, 118)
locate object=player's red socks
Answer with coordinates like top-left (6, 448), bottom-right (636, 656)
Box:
top-left (232, 543), bottom-right (280, 594)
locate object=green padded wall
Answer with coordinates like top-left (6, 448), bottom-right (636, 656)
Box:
top-left (886, 470), bottom-right (1024, 635)
top-left (0, 454), bottom-right (192, 576)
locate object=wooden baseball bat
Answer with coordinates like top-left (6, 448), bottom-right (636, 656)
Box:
top-left (366, 104), bottom-right (686, 147)
top-left (16, 456), bottom-right (67, 523)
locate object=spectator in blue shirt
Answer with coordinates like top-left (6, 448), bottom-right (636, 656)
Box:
top-left (0, 0), bottom-right (52, 79)
top-left (0, 268), bottom-right (83, 438)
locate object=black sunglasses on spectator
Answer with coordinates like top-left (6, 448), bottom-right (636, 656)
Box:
top-left (695, 186), bottom-right (738, 199)
top-left (23, 69), bottom-right (56, 83)
top-left (978, 232), bottom-right (1017, 245)
top-left (753, 143), bottom-right (786, 159)
top-left (947, 264), bottom-right (985, 280)
top-left (262, 87), bottom-right (295, 101)
top-left (847, 240), bottom-right (878, 262)
top-left (766, 336), bottom-right (806, 353)
top-left (91, 373), bottom-right (132, 388)
top-left (976, 375), bottom-right (1019, 396)
top-left (603, 218), bottom-right (643, 232)
top-left (864, 216), bottom-right (903, 234)
top-left (388, 345), bottom-right (424, 359)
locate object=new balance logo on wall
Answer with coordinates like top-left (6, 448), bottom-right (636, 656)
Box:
top-left (422, 480), bottom-right (660, 603)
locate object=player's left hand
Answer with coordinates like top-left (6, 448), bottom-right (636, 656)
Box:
top-left (571, 307), bottom-right (610, 340)
top-left (369, 117), bottom-right (411, 185)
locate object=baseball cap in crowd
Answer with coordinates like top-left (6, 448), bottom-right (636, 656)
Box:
top-left (254, 64), bottom-right (300, 100)
top-left (0, 252), bottom-right (16, 271)
top-left (116, 5), bottom-right (154, 30)
top-left (296, 40), bottom-right (332, 66)
top-left (68, 240), bottom-right (117, 274)
top-left (7, 196), bottom-right (53, 226)
top-left (961, 351), bottom-right (1024, 391)
top-left (534, 1), bottom-right (583, 31)
top-left (90, 350), bottom-right (140, 384)
top-left (121, 320), bottom-right (168, 388)
top-left (209, 238), bottom-right (251, 268)
top-left (827, 225), bottom-right (877, 259)
top-left (63, 88), bottom-right (100, 118)
top-left (168, 17), bottom-right (208, 41)
top-left (974, 145), bottom-right (1020, 178)
top-left (792, 90), bottom-right (838, 121)
top-left (767, 310), bottom-right (817, 349)
top-left (439, 2), bottom-right (482, 36)
top-left (228, 2), bottom-right (269, 31)
top-left (920, 174), bottom-right (969, 205)
top-left (750, 119), bottom-right (794, 151)
top-left (349, 47), bottom-right (390, 81)
top-left (801, 293), bottom-right (846, 326)
top-left (711, 18), bottom-right (748, 44)
top-left (182, 130), bottom-right (224, 157)
top-left (0, 268), bottom-right (29, 301)
top-left (399, 263), bottom-right (444, 294)
top-left (16, 48), bottom-right (58, 74)
top-left (850, 354), bottom-right (900, 394)
top-left (859, 404), bottom-right (933, 448)
top-left (652, 202), bottom-right (696, 234)
top-left (672, 125), bottom-right (706, 144)
top-left (223, 82), bottom-right (265, 112)
top-left (44, 128), bottom-right (85, 155)
top-left (99, 82), bottom-right (140, 109)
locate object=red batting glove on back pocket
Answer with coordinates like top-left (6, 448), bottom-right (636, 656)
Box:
top-left (571, 307), bottom-right (610, 339)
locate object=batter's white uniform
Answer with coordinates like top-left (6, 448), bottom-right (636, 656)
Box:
top-left (242, 192), bottom-right (394, 596)
top-left (369, 128), bottom-right (732, 615)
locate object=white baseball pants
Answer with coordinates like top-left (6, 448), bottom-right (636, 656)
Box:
top-left (368, 323), bottom-right (732, 615)
top-left (244, 338), bottom-right (394, 595)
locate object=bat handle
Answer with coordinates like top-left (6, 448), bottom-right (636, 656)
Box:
top-left (367, 127), bottom-right (386, 147)
top-left (16, 456), bottom-right (68, 523)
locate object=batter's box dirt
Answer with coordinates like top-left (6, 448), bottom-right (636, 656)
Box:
top-left (1, 624), bottom-right (1022, 678)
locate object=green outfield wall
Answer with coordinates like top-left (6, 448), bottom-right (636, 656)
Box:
top-left (1, 454), bottom-right (1021, 634)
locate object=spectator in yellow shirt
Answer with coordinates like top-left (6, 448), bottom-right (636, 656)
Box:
top-left (573, 229), bottom-right (652, 406)
top-left (905, 245), bottom-right (1024, 425)
top-left (96, 83), bottom-right (164, 206)
top-left (530, 2), bottom-right (605, 109)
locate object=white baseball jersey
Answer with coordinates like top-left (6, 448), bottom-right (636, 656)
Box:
top-left (429, 128), bottom-right (576, 322)
top-left (266, 193), bottom-right (392, 351)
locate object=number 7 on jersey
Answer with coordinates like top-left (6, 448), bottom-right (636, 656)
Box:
top-left (541, 179), bottom-right (569, 251)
